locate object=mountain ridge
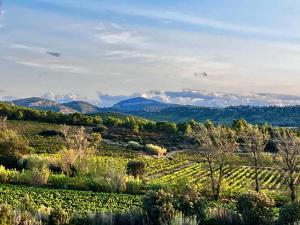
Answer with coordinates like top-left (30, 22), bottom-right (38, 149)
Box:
top-left (5, 96), bottom-right (300, 126)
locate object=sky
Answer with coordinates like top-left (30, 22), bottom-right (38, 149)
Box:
top-left (1, 0), bottom-right (300, 106)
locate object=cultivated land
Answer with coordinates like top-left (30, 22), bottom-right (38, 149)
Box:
top-left (0, 103), bottom-right (300, 224)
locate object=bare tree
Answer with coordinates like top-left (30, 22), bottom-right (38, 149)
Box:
top-left (275, 129), bottom-right (300, 202)
top-left (241, 126), bottom-right (269, 192)
top-left (191, 123), bottom-right (238, 199)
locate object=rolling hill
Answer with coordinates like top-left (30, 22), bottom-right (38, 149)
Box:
top-left (6, 97), bottom-right (300, 127)
top-left (62, 101), bottom-right (100, 114)
top-left (11, 97), bottom-right (77, 114)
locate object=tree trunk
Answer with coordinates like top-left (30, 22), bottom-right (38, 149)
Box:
top-left (289, 171), bottom-right (296, 202)
top-left (254, 159), bottom-right (260, 192)
top-left (216, 163), bottom-right (224, 200)
top-left (208, 158), bottom-right (216, 198)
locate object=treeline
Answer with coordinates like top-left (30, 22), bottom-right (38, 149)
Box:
top-left (0, 102), bottom-right (190, 134)
top-left (0, 102), bottom-right (101, 126)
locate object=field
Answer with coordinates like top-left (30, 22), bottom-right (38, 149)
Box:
top-left (0, 184), bottom-right (142, 214)
top-left (0, 119), bottom-right (296, 223)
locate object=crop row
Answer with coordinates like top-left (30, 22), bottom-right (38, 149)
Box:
top-left (0, 184), bottom-right (142, 214)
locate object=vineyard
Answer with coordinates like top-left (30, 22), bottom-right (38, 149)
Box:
top-left (0, 184), bottom-right (142, 214)
top-left (148, 161), bottom-right (293, 192)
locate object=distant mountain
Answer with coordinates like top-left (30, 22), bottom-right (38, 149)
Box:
top-left (62, 101), bottom-right (100, 114)
top-left (112, 97), bottom-right (174, 112)
top-left (12, 97), bottom-right (77, 114)
top-left (7, 96), bottom-right (300, 127)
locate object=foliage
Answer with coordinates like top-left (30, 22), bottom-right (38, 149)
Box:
top-left (206, 207), bottom-right (243, 225)
top-left (127, 161), bottom-right (146, 179)
top-left (0, 129), bottom-right (33, 168)
top-left (0, 184), bottom-right (142, 214)
top-left (143, 190), bottom-right (176, 225)
top-left (128, 141), bottom-right (144, 150)
top-left (30, 166), bottom-right (50, 186)
top-left (278, 201), bottom-right (300, 225)
top-left (49, 207), bottom-right (70, 225)
top-left (237, 192), bottom-right (276, 225)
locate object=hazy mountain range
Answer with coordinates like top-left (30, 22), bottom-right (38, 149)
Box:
top-left (3, 96), bottom-right (300, 126)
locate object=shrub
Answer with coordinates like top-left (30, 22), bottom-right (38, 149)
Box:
top-left (126, 180), bottom-right (144, 195)
top-left (48, 207), bottom-right (69, 225)
top-left (145, 144), bottom-right (167, 157)
top-left (30, 166), bottom-right (50, 186)
top-left (128, 141), bottom-right (144, 150)
top-left (127, 161), bottom-right (146, 179)
top-left (0, 129), bottom-right (33, 168)
top-left (206, 207), bottom-right (243, 225)
top-left (278, 201), bottom-right (300, 225)
top-left (71, 211), bottom-right (146, 225)
top-left (237, 192), bottom-right (276, 225)
top-left (143, 189), bottom-right (176, 225)
top-left (0, 204), bottom-right (13, 225)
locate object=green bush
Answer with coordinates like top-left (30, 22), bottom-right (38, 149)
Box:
top-left (128, 141), bottom-right (144, 150)
top-left (143, 189), bottom-right (176, 225)
top-left (48, 207), bottom-right (70, 225)
top-left (237, 192), bottom-right (276, 225)
top-left (0, 204), bottom-right (13, 225)
top-left (127, 161), bottom-right (146, 179)
top-left (278, 201), bottom-right (300, 225)
top-left (0, 129), bottom-right (33, 168)
top-left (126, 180), bottom-right (144, 195)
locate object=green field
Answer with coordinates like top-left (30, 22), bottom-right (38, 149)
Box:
top-left (0, 184), bottom-right (142, 214)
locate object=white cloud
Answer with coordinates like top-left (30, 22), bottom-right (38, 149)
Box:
top-left (97, 90), bottom-right (300, 107)
top-left (3, 56), bottom-right (97, 75)
top-left (11, 44), bottom-right (47, 54)
top-left (92, 22), bottom-right (148, 47)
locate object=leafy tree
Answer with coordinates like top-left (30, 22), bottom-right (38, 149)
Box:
top-left (190, 124), bottom-right (238, 199)
top-left (232, 118), bottom-right (249, 131)
top-left (127, 161), bottom-right (146, 179)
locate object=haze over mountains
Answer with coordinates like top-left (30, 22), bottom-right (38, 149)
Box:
top-left (3, 95), bottom-right (300, 127)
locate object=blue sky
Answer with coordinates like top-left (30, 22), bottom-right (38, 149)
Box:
top-left (1, 0), bottom-right (300, 106)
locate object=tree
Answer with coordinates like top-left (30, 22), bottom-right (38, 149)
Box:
top-left (241, 126), bottom-right (269, 192)
top-left (190, 124), bottom-right (238, 199)
top-left (126, 161), bottom-right (145, 179)
top-left (275, 128), bottom-right (300, 202)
